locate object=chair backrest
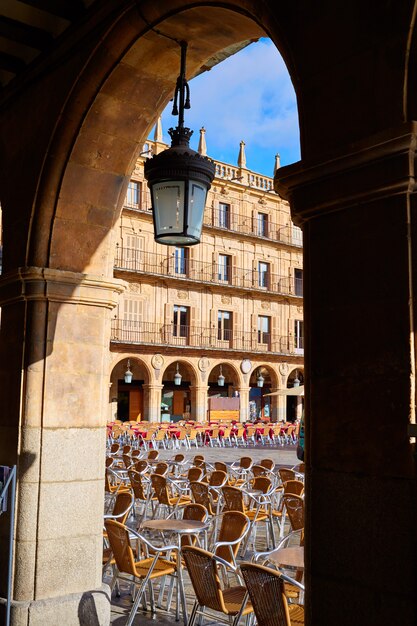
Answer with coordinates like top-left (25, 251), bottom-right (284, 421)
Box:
top-left (187, 466), bottom-right (203, 482)
top-left (134, 459), bottom-right (148, 474)
top-left (208, 470), bottom-right (228, 487)
top-left (278, 468), bottom-right (295, 483)
top-left (128, 469), bottom-right (147, 501)
top-left (214, 462), bottom-right (227, 474)
top-left (174, 453), bottom-right (185, 463)
top-left (122, 454), bottom-right (132, 469)
top-left (221, 486), bottom-right (244, 513)
top-left (105, 457), bottom-right (114, 468)
top-left (240, 457), bottom-right (253, 470)
top-left (260, 458), bottom-right (274, 470)
top-left (252, 464), bottom-right (268, 477)
top-left (131, 449), bottom-right (141, 458)
top-left (154, 462), bottom-right (169, 476)
top-left (252, 476), bottom-right (272, 494)
top-left (240, 562), bottom-right (291, 626)
top-left (215, 511), bottom-right (248, 564)
top-left (190, 481), bottom-right (214, 515)
top-left (122, 445), bottom-right (131, 455)
top-left (283, 480), bottom-right (304, 497)
top-left (181, 503), bottom-right (208, 547)
top-left (147, 449), bottom-right (159, 461)
top-left (283, 494), bottom-right (304, 531)
top-left (111, 490), bottom-right (133, 523)
top-left (151, 473), bottom-right (170, 505)
top-left (154, 430), bottom-right (167, 441)
top-left (105, 519), bottom-right (137, 577)
top-left (110, 443), bottom-right (119, 454)
top-left (181, 546), bottom-right (226, 614)
top-left (194, 454), bottom-right (205, 463)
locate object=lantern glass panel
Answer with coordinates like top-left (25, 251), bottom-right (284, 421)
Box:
top-left (152, 181), bottom-right (185, 239)
top-left (187, 181), bottom-right (206, 239)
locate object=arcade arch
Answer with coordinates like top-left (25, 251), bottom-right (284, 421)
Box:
top-left (1, 3), bottom-right (416, 625)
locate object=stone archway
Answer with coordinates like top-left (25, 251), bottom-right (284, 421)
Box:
top-left (161, 359), bottom-right (197, 422)
top-left (1, 2), bottom-right (417, 625)
top-left (109, 357), bottom-right (151, 422)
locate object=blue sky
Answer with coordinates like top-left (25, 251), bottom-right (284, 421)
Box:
top-left (155, 38), bottom-right (300, 177)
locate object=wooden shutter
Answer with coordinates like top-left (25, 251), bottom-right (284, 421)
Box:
top-left (234, 311), bottom-right (241, 350)
top-left (164, 303), bottom-right (174, 342)
top-left (125, 234), bottom-right (143, 270)
top-left (271, 315), bottom-right (279, 351)
top-left (173, 391), bottom-right (184, 416)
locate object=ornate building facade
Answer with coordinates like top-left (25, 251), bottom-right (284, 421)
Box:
top-left (109, 121), bottom-right (304, 423)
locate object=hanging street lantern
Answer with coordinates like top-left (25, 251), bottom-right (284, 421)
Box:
top-left (217, 365), bottom-right (225, 387)
top-left (174, 363), bottom-right (182, 386)
top-left (257, 370), bottom-right (265, 388)
top-left (124, 359), bottom-right (133, 384)
top-left (144, 41), bottom-right (215, 246)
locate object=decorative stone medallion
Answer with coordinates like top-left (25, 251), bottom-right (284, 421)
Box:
top-left (279, 362), bottom-right (289, 376)
top-left (151, 354), bottom-right (164, 370)
top-left (198, 356), bottom-right (210, 372)
top-left (241, 359), bottom-right (252, 374)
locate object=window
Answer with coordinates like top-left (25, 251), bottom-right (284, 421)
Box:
top-left (126, 180), bottom-right (141, 209)
top-left (173, 305), bottom-right (189, 337)
top-left (218, 310), bottom-right (232, 341)
top-left (124, 234), bottom-right (143, 270)
top-left (123, 299), bottom-right (144, 338)
top-left (294, 319), bottom-right (304, 352)
top-left (218, 203), bottom-right (230, 229)
top-left (174, 247), bottom-right (189, 275)
top-left (257, 212), bottom-right (268, 237)
top-left (258, 316), bottom-right (271, 344)
top-left (294, 268), bottom-right (303, 296)
top-left (258, 261), bottom-right (270, 288)
top-left (218, 254), bottom-right (231, 281)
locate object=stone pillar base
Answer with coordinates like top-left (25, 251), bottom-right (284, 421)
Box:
top-left (1, 584), bottom-right (110, 626)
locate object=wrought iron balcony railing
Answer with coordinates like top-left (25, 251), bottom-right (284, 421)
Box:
top-left (114, 247), bottom-right (303, 298)
top-left (110, 319), bottom-right (304, 356)
top-left (203, 208), bottom-right (303, 247)
top-left (122, 203), bottom-right (302, 248)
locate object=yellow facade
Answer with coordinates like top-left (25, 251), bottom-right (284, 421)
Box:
top-left (110, 129), bottom-right (304, 423)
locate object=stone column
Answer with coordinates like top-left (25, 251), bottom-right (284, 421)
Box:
top-left (0, 267), bottom-right (124, 626)
top-left (238, 386), bottom-right (251, 422)
top-left (276, 123), bottom-right (417, 625)
top-left (142, 384), bottom-right (163, 422)
top-left (189, 386), bottom-right (208, 422)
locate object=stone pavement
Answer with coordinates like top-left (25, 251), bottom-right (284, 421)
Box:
top-left (109, 444), bottom-right (299, 624)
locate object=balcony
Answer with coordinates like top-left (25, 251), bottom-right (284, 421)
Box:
top-left (114, 247), bottom-right (303, 298)
top-left (203, 208), bottom-right (303, 248)
top-left (110, 319), bottom-right (304, 356)
top-left (121, 203), bottom-right (302, 248)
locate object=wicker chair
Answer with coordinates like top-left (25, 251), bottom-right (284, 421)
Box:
top-left (147, 449), bottom-right (159, 461)
top-left (211, 510), bottom-right (250, 568)
top-left (283, 480), bottom-right (304, 497)
top-left (128, 469), bottom-right (154, 521)
top-left (221, 485), bottom-right (273, 552)
top-left (180, 503), bottom-right (208, 548)
top-left (278, 468), bottom-right (296, 484)
top-left (150, 473), bottom-right (191, 517)
top-left (181, 546), bottom-right (253, 626)
top-left (104, 519), bottom-right (178, 626)
top-left (240, 562), bottom-right (304, 625)
top-left (186, 466), bottom-right (204, 483)
top-left (214, 461), bottom-right (228, 473)
top-left (190, 480), bottom-right (217, 516)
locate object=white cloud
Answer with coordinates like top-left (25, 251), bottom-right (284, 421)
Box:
top-left (160, 39), bottom-right (300, 176)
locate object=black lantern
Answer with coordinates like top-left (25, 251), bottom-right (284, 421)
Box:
top-left (144, 42), bottom-right (215, 246)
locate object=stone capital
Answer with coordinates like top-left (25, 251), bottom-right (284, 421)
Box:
top-left (276, 122), bottom-right (417, 225)
top-left (0, 266), bottom-right (126, 308)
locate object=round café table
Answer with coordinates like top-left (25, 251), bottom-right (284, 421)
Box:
top-left (140, 518), bottom-right (209, 625)
top-left (267, 546), bottom-right (304, 570)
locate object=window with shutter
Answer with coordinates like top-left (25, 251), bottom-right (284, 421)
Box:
top-left (126, 180), bottom-right (141, 209)
top-left (124, 234), bottom-right (143, 270)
